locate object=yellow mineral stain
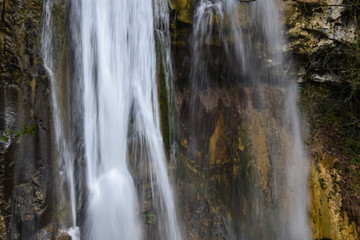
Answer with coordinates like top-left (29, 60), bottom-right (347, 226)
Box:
top-left (30, 78), bottom-right (36, 108)
top-left (233, 165), bottom-right (239, 177)
top-left (311, 156), bottom-right (359, 240)
top-left (227, 212), bottom-right (232, 222)
top-left (209, 114), bottom-right (228, 166)
top-left (238, 136), bottom-right (245, 152)
top-left (184, 160), bottom-right (198, 174)
top-left (0, 214), bottom-right (7, 240)
top-left (181, 138), bottom-right (188, 148)
top-left (250, 112), bottom-right (270, 191)
top-left (170, 0), bottom-right (193, 24)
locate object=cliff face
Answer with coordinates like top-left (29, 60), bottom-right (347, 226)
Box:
top-left (284, 0), bottom-right (356, 83)
top-left (0, 0), bottom-right (359, 239)
top-left (0, 0), bottom-right (54, 239)
top-left (285, 1), bottom-right (360, 239)
top-left (171, 0), bottom-right (358, 82)
top-left (171, 0), bottom-right (360, 239)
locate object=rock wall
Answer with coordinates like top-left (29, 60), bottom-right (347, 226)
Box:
top-left (284, 0), bottom-right (356, 83)
top-left (170, 0), bottom-right (360, 239)
top-left (284, 1), bottom-right (360, 239)
top-left (0, 0), bottom-right (54, 239)
top-left (0, 0), bottom-right (358, 239)
top-left (300, 81), bottom-right (360, 240)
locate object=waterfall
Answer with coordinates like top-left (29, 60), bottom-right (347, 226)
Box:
top-left (42, 0), bottom-right (310, 238)
top-left (188, 0), bottom-right (310, 239)
top-left (42, 0), bottom-right (80, 238)
top-left (42, 0), bottom-right (181, 239)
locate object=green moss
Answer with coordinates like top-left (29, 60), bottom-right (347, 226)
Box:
top-left (142, 210), bottom-right (156, 225)
top-left (155, 43), bottom-right (171, 154)
top-left (170, 0), bottom-right (194, 24)
top-left (160, 67), bottom-right (171, 151)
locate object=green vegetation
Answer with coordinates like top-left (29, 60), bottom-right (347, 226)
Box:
top-left (0, 125), bottom-right (36, 153)
top-left (300, 0), bottom-right (360, 147)
top-left (142, 210), bottom-right (156, 225)
top-left (344, 0), bottom-right (360, 100)
top-left (158, 56), bottom-right (171, 153)
top-left (300, 82), bottom-right (360, 155)
top-left (155, 34), bottom-right (178, 156)
top-left (300, 81), bottom-right (360, 224)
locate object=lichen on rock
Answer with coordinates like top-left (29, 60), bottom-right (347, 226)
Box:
top-left (284, 0), bottom-right (357, 83)
top-left (170, 0), bottom-right (194, 24)
top-left (311, 155), bottom-right (359, 239)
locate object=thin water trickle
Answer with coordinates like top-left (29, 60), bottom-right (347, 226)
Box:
top-left (42, 0), bottom-right (79, 234)
top-left (188, 0), bottom-right (311, 239)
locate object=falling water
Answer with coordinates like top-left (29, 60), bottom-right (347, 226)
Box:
top-left (154, 0), bottom-right (179, 166)
top-left (79, 0), bottom-right (182, 239)
top-left (43, 0), bottom-right (310, 238)
top-left (188, 0), bottom-right (310, 239)
top-left (43, 0), bottom-right (181, 239)
top-left (42, 0), bottom-right (80, 238)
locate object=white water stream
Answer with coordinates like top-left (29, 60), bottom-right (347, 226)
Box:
top-left (42, 0), bottom-right (80, 238)
top-left (80, 0), bottom-right (181, 239)
top-left (190, 0), bottom-right (311, 239)
top-left (43, 0), bottom-right (181, 239)
top-left (42, 0), bottom-right (310, 238)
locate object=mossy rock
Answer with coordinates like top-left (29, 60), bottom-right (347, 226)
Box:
top-left (170, 0), bottom-right (194, 24)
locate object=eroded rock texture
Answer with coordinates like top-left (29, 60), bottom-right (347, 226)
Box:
top-left (0, 0), bottom-right (359, 239)
top-left (170, 0), bottom-right (360, 239)
top-left (0, 0), bottom-right (53, 239)
top-left (284, 0), bottom-right (357, 83)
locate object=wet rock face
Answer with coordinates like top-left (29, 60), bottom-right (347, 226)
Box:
top-left (0, 0), bottom-right (357, 239)
top-left (171, 6), bottom-right (291, 238)
top-left (175, 86), bottom-right (247, 239)
top-left (170, 0), bottom-right (194, 24)
top-left (0, 0), bottom-right (53, 239)
top-left (38, 225), bottom-right (73, 240)
top-left (311, 156), bottom-right (358, 240)
top-left (171, 0), bottom-right (358, 84)
top-left (170, 0), bottom-right (360, 239)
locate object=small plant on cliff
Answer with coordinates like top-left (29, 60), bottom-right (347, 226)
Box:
top-left (0, 125), bottom-right (36, 154)
top-left (142, 210), bottom-right (156, 225)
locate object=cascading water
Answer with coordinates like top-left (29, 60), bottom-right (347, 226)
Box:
top-left (186, 0), bottom-right (310, 239)
top-left (42, 0), bottom-right (310, 238)
top-left (80, 0), bottom-right (181, 238)
top-left (43, 0), bottom-right (181, 239)
top-left (42, 1), bottom-right (80, 238)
